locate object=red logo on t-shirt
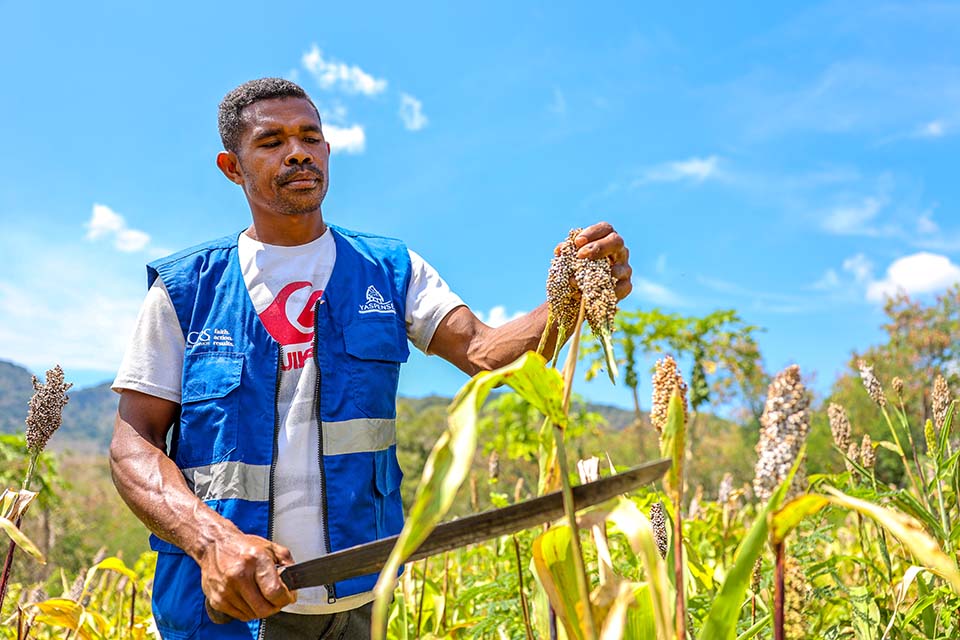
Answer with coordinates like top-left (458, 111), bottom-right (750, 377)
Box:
top-left (259, 281), bottom-right (324, 347)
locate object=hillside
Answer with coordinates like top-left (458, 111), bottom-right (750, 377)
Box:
top-left (0, 359), bottom-right (646, 454)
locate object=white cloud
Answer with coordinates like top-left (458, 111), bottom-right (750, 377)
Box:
top-left (633, 278), bottom-right (684, 306)
top-left (811, 268), bottom-right (841, 290)
top-left (842, 253), bottom-right (874, 284)
top-left (85, 204), bottom-right (151, 252)
top-left (301, 45), bottom-right (387, 96)
top-left (399, 93), bottom-right (428, 131)
top-left (476, 305), bottom-right (525, 327)
top-left (919, 120), bottom-right (946, 138)
top-left (866, 252), bottom-right (960, 302)
top-left (822, 196), bottom-right (887, 235)
top-left (917, 211), bottom-right (939, 234)
top-left (324, 124), bottom-right (366, 154)
top-left (635, 156), bottom-right (721, 186)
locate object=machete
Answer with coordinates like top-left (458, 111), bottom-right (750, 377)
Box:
top-left (207, 457), bottom-right (669, 622)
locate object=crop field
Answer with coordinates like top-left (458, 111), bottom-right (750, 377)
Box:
top-left (2, 287), bottom-right (959, 639)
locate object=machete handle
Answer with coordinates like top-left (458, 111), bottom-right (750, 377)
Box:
top-left (204, 565), bottom-right (294, 625)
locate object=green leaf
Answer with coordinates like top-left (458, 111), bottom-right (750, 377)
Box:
top-left (823, 486), bottom-right (960, 594)
top-left (0, 513), bottom-right (44, 563)
top-left (938, 400), bottom-right (956, 465)
top-left (736, 614), bottom-right (770, 640)
top-left (770, 494), bottom-right (829, 545)
top-left (849, 585), bottom-right (881, 640)
top-left (598, 330), bottom-right (619, 385)
top-left (370, 352), bottom-right (566, 639)
top-left (659, 391), bottom-right (686, 493)
top-left (532, 524), bottom-right (586, 640)
top-left (875, 440), bottom-right (903, 456)
top-left (605, 497), bottom-right (675, 639)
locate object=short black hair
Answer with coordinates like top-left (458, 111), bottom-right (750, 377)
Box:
top-left (218, 78), bottom-right (320, 153)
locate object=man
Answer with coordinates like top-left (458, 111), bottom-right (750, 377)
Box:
top-left (110, 77), bottom-right (632, 640)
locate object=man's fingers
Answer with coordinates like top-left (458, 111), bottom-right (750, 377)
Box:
top-left (206, 593), bottom-right (253, 623)
top-left (615, 279), bottom-right (633, 301)
top-left (270, 542), bottom-right (295, 567)
top-left (238, 578), bottom-right (283, 620)
top-left (574, 221), bottom-right (615, 247)
top-left (256, 553), bottom-right (296, 609)
top-left (576, 230), bottom-right (624, 260)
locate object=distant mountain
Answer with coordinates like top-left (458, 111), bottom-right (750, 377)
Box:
top-left (0, 360), bottom-right (35, 434)
top-left (0, 360), bottom-right (117, 452)
top-left (0, 358), bottom-right (641, 453)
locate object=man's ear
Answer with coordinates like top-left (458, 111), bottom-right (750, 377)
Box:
top-left (216, 151), bottom-right (244, 185)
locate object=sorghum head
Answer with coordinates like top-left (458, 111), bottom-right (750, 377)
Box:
top-left (892, 376), bottom-right (904, 400)
top-left (860, 434), bottom-right (875, 470)
top-left (651, 355), bottom-right (688, 434)
top-left (24, 364), bottom-right (72, 454)
top-left (753, 365), bottom-right (810, 502)
top-left (932, 375), bottom-right (952, 432)
top-left (827, 403), bottom-right (851, 452)
top-left (546, 229), bottom-right (583, 339)
top-left (857, 360), bottom-right (887, 409)
top-left (649, 502), bottom-right (668, 559)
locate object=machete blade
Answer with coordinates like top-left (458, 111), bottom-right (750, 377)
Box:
top-left (280, 457), bottom-right (670, 591)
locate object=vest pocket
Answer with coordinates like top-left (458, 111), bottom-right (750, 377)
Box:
top-left (153, 550), bottom-right (204, 639)
top-left (177, 351), bottom-right (244, 468)
top-left (343, 317), bottom-right (409, 418)
top-left (374, 448), bottom-right (405, 539)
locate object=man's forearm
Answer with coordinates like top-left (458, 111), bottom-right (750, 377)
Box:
top-left (110, 410), bottom-right (239, 562)
top-left (466, 303), bottom-right (560, 373)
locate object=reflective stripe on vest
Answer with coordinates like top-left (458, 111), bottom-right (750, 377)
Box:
top-left (183, 418), bottom-right (398, 502)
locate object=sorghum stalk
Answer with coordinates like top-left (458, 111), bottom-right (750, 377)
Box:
top-left (774, 542), bottom-right (786, 640)
top-left (0, 365), bottom-right (71, 615)
top-left (857, 361), bottom-right (924, 501)
top-left (554, 296), bottom-right (598, 640)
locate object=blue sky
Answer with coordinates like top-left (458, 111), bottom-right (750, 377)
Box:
top-left (1, 1), bottom-right (958, 411)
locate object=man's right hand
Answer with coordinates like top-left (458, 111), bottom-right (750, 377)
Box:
top-left (198, 531), bottom-right (297, 621)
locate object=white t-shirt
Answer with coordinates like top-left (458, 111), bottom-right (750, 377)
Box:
top-left (113, 229), bottom-right (465, 614)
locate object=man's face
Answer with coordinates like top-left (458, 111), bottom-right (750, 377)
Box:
top-left (233, 97), bottom-right (330, 216)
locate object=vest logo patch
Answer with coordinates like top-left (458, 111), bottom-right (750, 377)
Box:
top-left (358, 285), bottom-right (396, 315)
top-left (187, 328), bottom-right (235, 348)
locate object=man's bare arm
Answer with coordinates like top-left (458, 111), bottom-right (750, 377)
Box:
top-left (109, 390), bottom-right (295, 621)
top-left (428, 222), bottom-right (632, 374)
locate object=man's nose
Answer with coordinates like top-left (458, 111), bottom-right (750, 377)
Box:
top-left (285, 142), bottom-right (313, 166)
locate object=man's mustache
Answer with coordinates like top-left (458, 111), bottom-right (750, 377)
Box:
top-left (276, 166), bottom-right (325, 185)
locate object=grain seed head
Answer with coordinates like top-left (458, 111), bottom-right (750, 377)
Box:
top-left (784, 556), bottom-right (812, 639)
top-left (546, 227), bottom-right (619, 339)
top-left (892, 376), bottom-right (904, 401)
top-left (649, 502), bottom-right (668, 559)
top-left (487, 450), bottom-right (500, 482)
top-left (717, 472), bottom-right (735, 505)
top-left (25, 365), bottom-right (72, 454)
top-left (932, 375), bottom-right (952, 432)
top-left (827, 403), bottom-right (851, 453)
top-left (651, 355), bottom-right (688, 434)
top-left (845, 442), bottom-right (860, 477)
top-left (753, 364), bottom-right (810, 502)
top-left (546, 229), bottom-right (583, 339)
top-left (857, 360), bottom-right (887, 409)
top-left (860, 434), bottom-right (875, 470)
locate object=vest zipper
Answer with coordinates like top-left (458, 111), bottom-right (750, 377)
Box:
top-left (258, 344), bottom-right (284, 640)
top-left (314, 300), bottom-right (336, 603)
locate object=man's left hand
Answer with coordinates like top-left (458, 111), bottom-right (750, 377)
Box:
top-left (562, 221), bottom-right (633, 300)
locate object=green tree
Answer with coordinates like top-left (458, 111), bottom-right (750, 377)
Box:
top-left (583, 308), bottom-right (767, 457)
top-left (821, 285), bottom-right (960, 480)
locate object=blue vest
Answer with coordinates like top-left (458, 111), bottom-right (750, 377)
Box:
top-left (147, 225), bottom-right (411, 640)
